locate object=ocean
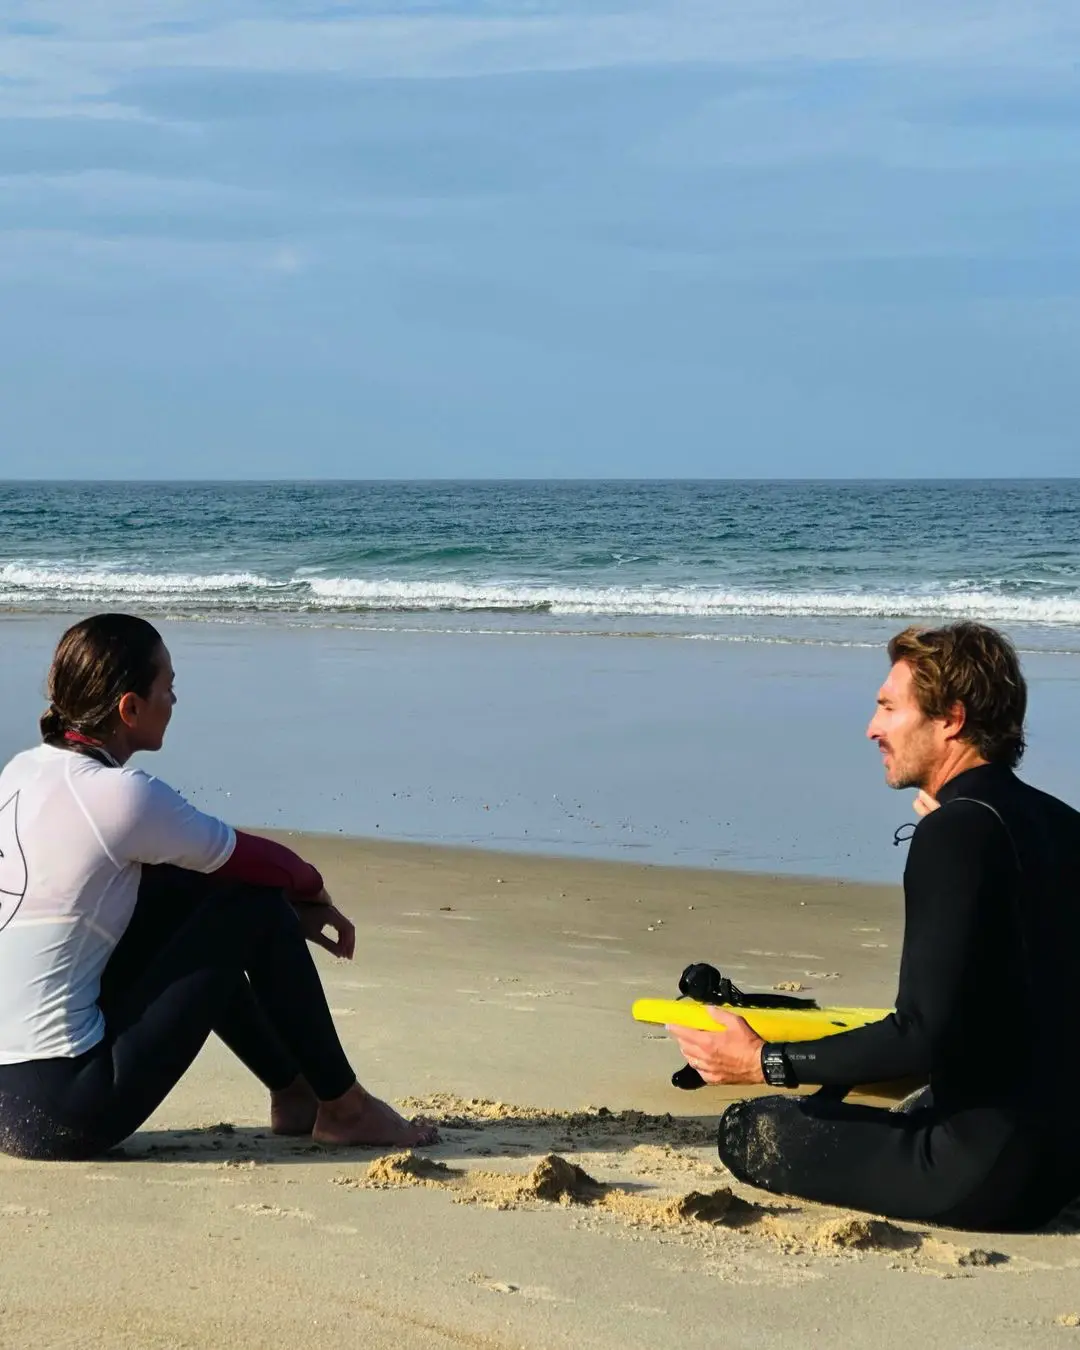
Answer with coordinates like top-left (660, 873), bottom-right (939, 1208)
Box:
top-left (2, 479), bottom-right (1079, 652)
top-left (3, 478), bottom-right (1080, 879)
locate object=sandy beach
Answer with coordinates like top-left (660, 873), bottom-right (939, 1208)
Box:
top-left (2, 833), bottom-right (1078, 1349)
top-left (3, 4), bottom-right (1079, 1336)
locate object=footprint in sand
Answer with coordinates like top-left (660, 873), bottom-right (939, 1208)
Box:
top-left (469, 1276), bottom-right (519, 1295)
top-left (467, 1274), bottom-right (570, 1303)
top-left (1, 1203), bottom-right (49, 1217)
top-left (235, 1202), bottom-right (312, 1222)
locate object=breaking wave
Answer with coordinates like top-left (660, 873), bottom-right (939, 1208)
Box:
top-left (3, 562), bottom-right (1080, 628)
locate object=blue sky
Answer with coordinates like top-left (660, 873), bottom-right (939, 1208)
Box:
top-left (1, 2), bottom-right (1078, 479)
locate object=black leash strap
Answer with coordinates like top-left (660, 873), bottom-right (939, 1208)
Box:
top-left (671, 963), bottom-right (819, 1091)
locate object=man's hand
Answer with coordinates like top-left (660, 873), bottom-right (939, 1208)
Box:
top-left (293, 892), bottom-right (356, 960)
top-left (666, 1008), bottom-right (766, 1085)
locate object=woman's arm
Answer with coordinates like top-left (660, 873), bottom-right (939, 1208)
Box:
top-left (101, 771), bottom-right (325, 899)
top-left (212, 830), bottom-right (324, 899)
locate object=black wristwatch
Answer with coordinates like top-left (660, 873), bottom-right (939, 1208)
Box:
top-left (760, 1043), bottom-right (798, 1089)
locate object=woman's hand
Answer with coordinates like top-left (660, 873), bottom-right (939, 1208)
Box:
top-left (913, 790), bottom-right (940, 818)
top-left (293, 891), bottom-right (356, 960)
top-left (666, 1009), bottom-right (766, 1085)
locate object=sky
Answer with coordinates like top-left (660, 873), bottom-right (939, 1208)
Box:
top-left (1, 2), bottom-right (1078, 480)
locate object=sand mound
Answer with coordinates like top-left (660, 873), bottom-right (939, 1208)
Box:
top-left (655, 1187), bottom-right (760, 1226)
top-left (520, 1154), bottom-right (603, 1203)
top-left (462, 1155), bottom-right (605, 1210)
top-left (795, 1218), bottom-right (1004, 1266)
top-left (919, 1238), bottom-right (1006, 1268)
top-left (599, 1184), bottom-right (768, 1231)
top-left (810, 1216), bottom-right (916, 1253)
top-left (342, 1152), bottom-right (458, 1189)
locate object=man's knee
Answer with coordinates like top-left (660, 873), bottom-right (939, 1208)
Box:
top-left (718, 1096), bottom-right (798, 1188)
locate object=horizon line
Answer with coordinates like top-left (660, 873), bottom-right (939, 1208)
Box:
top-left (3, 475), bottom-right (1079, 487)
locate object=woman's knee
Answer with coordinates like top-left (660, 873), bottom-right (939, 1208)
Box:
top-left (177, 885), bottom-right (303, 973)
top-left (212, 883), bottom-right (300, 933)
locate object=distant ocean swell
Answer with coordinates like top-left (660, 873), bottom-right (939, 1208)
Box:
top-left (3, 562), bottom-right (1080, 627)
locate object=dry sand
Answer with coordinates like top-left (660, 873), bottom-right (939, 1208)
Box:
top-left (2, 835), bottom-right (1078, 1349)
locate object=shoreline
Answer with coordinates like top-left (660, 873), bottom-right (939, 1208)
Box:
top-left (4, 606), bottom-right (1080, 657)
top-left (261, 823), bottom-right (903, 894)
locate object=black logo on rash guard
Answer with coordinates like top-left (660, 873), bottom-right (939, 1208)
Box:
top-left (0, 792), bottom-right (28, 933)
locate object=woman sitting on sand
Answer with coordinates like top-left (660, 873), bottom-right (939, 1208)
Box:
top-left (0, 613), bottom-right (436, 1161)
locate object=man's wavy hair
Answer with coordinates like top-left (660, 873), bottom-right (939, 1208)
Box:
top-left (888, 622), bottom-right (1027, 768)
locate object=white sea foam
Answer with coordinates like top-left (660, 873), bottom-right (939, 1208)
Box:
top-left (3, 562), bottom-right (1080, 628)
top-left (304, 577), bottom-right (1080, 624)
top-left (0, 563), bottom-right (277, 595)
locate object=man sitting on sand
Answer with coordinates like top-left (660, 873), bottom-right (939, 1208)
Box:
top-left (669, 622), bottom-right (1080, 1231)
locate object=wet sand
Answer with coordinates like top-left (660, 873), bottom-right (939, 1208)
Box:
top-left (5, 614), bottom-right (1080, 882)
top-left (2, 834), bottom-right (1078, 1349)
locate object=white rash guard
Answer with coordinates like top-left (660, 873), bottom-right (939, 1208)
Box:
top-left (0, 744), bottom-right (235, 1064)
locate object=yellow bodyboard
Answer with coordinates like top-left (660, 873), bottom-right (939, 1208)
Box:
top-left (632, 998), bottom-right (890, 1043)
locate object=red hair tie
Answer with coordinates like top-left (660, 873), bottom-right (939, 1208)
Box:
top-left (63, 730), bottom-right (106, 749)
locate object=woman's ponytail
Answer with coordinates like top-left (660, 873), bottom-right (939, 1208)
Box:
top-left (40, 704), bottom-right (66, 745)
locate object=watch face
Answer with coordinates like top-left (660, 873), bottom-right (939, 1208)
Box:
top-left (762, 1049), bottom-right (789, 1086)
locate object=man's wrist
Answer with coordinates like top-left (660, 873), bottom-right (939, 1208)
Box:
top-left (760, 1042), bottom-right (798, 1088)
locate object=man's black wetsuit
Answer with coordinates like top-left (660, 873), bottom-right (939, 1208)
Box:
top-left (718, 763), bottom-right (1080, 1230)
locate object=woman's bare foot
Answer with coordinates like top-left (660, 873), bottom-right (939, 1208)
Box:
top-left (312, 1083), bottom-right (440, 1147)
top-left (270, 1075), bottom-right (319, 1136)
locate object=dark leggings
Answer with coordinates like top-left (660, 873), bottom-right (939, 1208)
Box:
top-left (0, 866), bottom-right (356, 1160)
top-left (718, 1092), bottom-right (1080, 1231)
